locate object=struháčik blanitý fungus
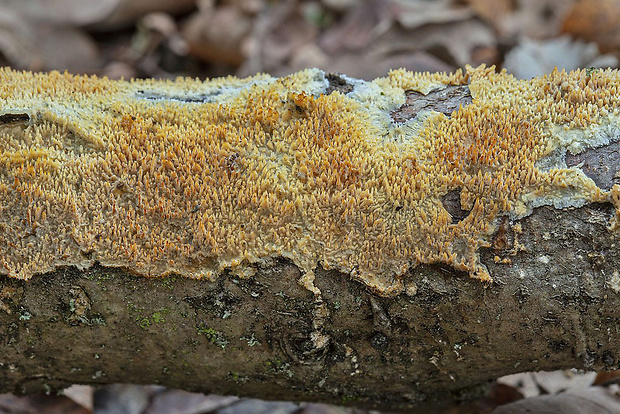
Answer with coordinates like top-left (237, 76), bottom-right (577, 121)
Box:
top-left (0, 65), bottom-right (618, 295)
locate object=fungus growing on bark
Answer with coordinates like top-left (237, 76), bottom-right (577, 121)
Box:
top-left (0, 66), bottom-right (618, 295)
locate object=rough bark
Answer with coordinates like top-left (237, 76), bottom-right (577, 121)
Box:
top-left (1, 201), bottom-right (619, 411)
top-left (2, 67), bottom-right (620, 411)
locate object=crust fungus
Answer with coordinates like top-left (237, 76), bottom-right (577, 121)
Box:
top-left (0, 65), bottom-right (618, 295)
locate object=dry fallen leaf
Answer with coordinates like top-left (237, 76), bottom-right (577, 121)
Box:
top-left (0, 0), bottom-right (194, 29)
top-left (246, 0), bottom-right (494, 79)
top-left (62, 385), bottom-right (94, 412)
top-left (319, 0), bottom-right (397, 54)
top-left (143, 391), bottom-right (239, 414)
top-left (135, 12), bottom-right (188, 57)
top-left (182, 0), bottom-right (255, 66)
top-left (462, 0), bottom-right (514, 31)
top-left (594, 371), bottom-right (620, 386)
top-left (0, 6), bottom-right (39, 69)
top-left (296, 402), bottom-right (356, 413)
top-left (491, 386), bottom-right (620, 414)
top-left (503, 35), bottom-right (617, 79)
top-left (370, 18), bottom-right (496, 68)
top-left (320, 0), bottom-right (357, 12)
top-left (0, 0), bottom-right (121, 26)
top-left (0, 394), bottom-right (90, 414)
top-left (96, 0), bottom-right (195, 29)
top-left (562, 0), bottom-right (620, 54)
top-left (500, 0), bottom-right (576, 39)
top-left (498, 371), bottom-right (598, 398)
top-left (238, 1), bottom-right (319, 77)
top-left (393, 0), bottom-right (475, 30)
top-left (30, 25), bottom-right (102, 72)
top-left (311, 49), bottom-right (453, 81)
top-left (94, 384), bottom-right (155, 414)
top-left (0, 6), bottom-right (101, 72)
top-left (320, 0), bottom-right (475, 54)
top-left (214, 398), bottom-right (300, 414)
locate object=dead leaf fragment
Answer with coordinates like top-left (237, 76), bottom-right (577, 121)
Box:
top-left (1, 0), bottom-right (195, 29)
top-left (182, 1), bottom-right (254, 66)
top-left (94, 384), bottom-right (152, 414)
top-left (371, 18), bottom-right (496, 68)
top-left (319, 0), bottom-right (391, 54)
top-left (463, 0), bottom-right (514, 30)
top-left (501, 0), bottom-right (576, 39)
top-left (0, 394), bottom-right (90, 414)
top-left (143, 391), bottom-right (239, 414)
top-left (393, 0), bottom-right (475, 30)
top-left (562, 0), bottom-right (620, 53)
top-left (62, 385), bottom-right (94, 412)
top-left (32, 25), bottom-right (102, 72)
top-left (491, 386), bottom-right (620, 414)
top-left (96, 0), bottom-right (196, 29)
top-left (0, 6), bottom-right (101, 72)
top-left (594, 371), bottom-right (620, 386)
top-left (0, 0), bottom-right (120, 26)
top-left (238, 1), bottom-right (319, 76)
top-left (499, 371), bottom-right (598, 398)
top-left (503, 35), bottom-right (617, 79)
top-left (320, 0), bottom-right (357, 12)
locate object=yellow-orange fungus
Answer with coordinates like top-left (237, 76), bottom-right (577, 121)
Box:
top-left (0, 66), bottom-right (618, 295)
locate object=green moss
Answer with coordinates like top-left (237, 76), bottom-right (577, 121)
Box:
top-left (159, 276), bottom-right (178, 290)
top-left (126, 300), bottom-right (169, 329)
top-left (151, 310), bottom-right (167, 324)
top-left (341, 394), bottom-right (362, 404)
top-left (138, 317), bottom-right (151, 329)
top-left (228, 371), bottom-right (249, 383)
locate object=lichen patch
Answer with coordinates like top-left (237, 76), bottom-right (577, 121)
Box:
top-left (0, 66), bottom-right (619, 295)
top-left (607, 270), bottom-right (620, 294)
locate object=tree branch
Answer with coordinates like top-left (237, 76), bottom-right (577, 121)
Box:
top-left (0, 66), bottom-right (619, 410)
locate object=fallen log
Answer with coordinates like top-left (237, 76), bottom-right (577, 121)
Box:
top-left (0, 66), bottom-right (619, 411)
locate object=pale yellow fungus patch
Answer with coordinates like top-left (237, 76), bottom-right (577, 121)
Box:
top-left (0, 66), bottom-right (618, 295)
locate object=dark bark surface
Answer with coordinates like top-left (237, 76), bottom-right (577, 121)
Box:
top-left (1, 202), bottom-right (619, 411)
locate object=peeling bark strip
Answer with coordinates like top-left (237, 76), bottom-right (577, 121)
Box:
top-left (2, 66), bottom-right (620, 295)
top-left (1, 67), bottom-right (620, 410)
